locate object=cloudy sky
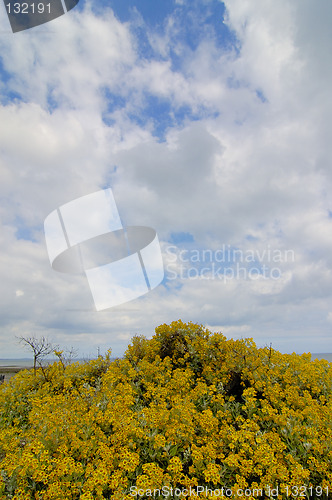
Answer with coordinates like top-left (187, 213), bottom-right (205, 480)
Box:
top-left (0, 0), bottom-right (332, 358)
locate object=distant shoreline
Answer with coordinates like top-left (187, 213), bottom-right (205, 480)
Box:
top-left (1, 353), bottom-right (331, 384)
top-left (0, 366), bottom-right (33, 383)
top-left (0, 366), bottom-right (32, 373)
top-left (0, 357), bottom-right (120, 383)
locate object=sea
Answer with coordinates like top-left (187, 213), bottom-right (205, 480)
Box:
top-left (0, 358), bottom-right (83, 368)
top-left (0, 357), bottom-right (118, 382)
top-left (310, 353), bottom-right (332, 362)
top-left (0, 354), bottom-right (332, 383)
top-left (0, 357), bottom-right (119, 368)
top-left (0, 358), bottom-right (34, 368)
top-left (1, 353), bottom-right (332, 368)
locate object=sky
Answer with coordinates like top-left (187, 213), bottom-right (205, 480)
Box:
top-left (0, 0), bottom-right (332, 358)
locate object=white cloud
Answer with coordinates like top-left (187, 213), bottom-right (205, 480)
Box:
top-left (0, 0), bottom-right (332, 357)
top-left (0, 5), bottom-right (136, 109)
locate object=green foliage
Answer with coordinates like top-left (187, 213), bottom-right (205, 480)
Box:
top-left (0, 321), bottom-right (331, 499)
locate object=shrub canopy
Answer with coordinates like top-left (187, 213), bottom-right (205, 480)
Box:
top-left (0, 320), bottom-right (331, 499)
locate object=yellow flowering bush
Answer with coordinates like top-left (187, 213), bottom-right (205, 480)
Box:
top-left (0, 320), bottom-right (332, 499)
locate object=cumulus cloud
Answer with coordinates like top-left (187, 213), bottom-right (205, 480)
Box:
top-left (0, 0), bottom-right (331, 357)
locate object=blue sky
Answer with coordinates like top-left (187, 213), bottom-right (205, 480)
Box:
top-left (0, 0), bottom-right (332, 358)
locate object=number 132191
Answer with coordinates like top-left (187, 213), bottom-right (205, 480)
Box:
top-left (6, 3), bottom-right (51, 14)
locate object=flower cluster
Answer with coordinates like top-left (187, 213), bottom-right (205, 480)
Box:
top-left (0, 320), bottom-right (331, 499)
